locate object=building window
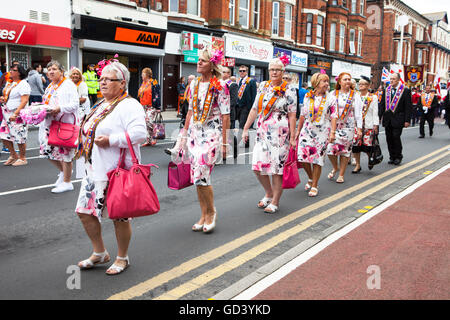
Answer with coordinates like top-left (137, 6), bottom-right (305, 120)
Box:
top-left (272, 2), bottom-right (280, 35)
top-left (316, 15), bottom-right (323, 46)
top-left (187, 0), bottom-right (199, 16)
top-left (229, 0), bottom-right (235, 25)
top-left (351, 0), bottom-right (357, 13)
top-left (357, 30), bottom-right (363, 56)
top-left (169, 0), bottom-right (178, 12)
top-left (306, 13), bottom-right (313, 44)
top-left (342, 0), bottom-right (347, 8)
top-left (339, 23), bottom-right (346, 53)
top-left (331, 0), bottom-right (337, 5)
top-left (252, 0), bottom-right (260, 29)
top-left (330, 22), bottom-right (336, 51)
top-left (285, 4), bottom-right (292, 39)
top-left (349, 28), bottom-right (356, 54)
top-left (239, 0), bottom-right (249, 28)
top-left (360, 0), bottom-right (365, 15)
top-left (418, 49), bottom-right (422, 65)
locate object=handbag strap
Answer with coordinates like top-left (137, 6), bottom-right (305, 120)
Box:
top-left (118, 132), bottom-right (139, 168)
top-left (57, 113), bottom-right (76, 125)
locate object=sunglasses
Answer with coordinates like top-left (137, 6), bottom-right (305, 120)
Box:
top-left (239, 70), bottom-right (246, 72)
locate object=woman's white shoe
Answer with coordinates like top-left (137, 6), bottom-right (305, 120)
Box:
top-left (106, 256), bottom-right (130, 275)
top-left (264, 203), bottom-right (279, 214)
top-left (192, 223), bottom-right (204, 231)
top-left (308, 187), bottom-right (319, 197)
top-left (203, 211), bottom-right (217, 233)
top-left (257, 196), bottom-right (272, 208)
top-left (78, 251), bottom-right (110, 269)
top-left (304, 179), bottom-right (313, 191)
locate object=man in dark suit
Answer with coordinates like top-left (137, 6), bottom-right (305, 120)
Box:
top-left (236, 65), bottom-right (257, 129)
top-left (379, 73), bottom-right (412, 165)
top-left (417, 84), bottom-right (439, 138)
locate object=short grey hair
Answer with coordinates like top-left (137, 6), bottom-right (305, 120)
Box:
top-left (102, 61), bottom-right (130, 90)
top-left (268, 58), bottom-right (285, 71)
top-left (47, 60), bottom-right (65, 73)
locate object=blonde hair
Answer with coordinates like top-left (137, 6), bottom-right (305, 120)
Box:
top-left (311, 72), bottom-right (329, 90)
top-left (69, 67), bottom-right (84, 81)
top-left (199, 49), bottom-right (222, 79)
top-left (358, 79), bottom-right (370, 86)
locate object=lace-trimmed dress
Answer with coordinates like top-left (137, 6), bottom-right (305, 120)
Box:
top-left (326, 90), bottom-right (362, 158)
top-left (251, 81), bottom-right (297, 175)
top-left (187, 79), bottom-right (230, 186)
top-left (297, 93), bottom-right (338, 166)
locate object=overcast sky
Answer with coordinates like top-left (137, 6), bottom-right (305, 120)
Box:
top-left (401, 0), bottom-right (449, 16)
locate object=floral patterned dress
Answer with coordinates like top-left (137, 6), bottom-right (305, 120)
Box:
top-left (326, 90), bottom-right (362, 158)
top-left (251, 81), bottom-right (297, 175)
top-left (187, 79), bottom-right (230, 186)
top-left (297, 92), bottom-right (338, 166)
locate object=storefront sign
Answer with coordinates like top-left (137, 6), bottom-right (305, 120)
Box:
top-left (181, 32), bottom-right (224, 63)
top-left (291, 51), bottom-right (308, 68)
top-left (0, 19), bottom-right (36, 46)
top-left (332, 60), bottom-right (371, 79)
top-left (115, 27), bottom-right (161, 47)
top-left (221, 58), bottom-right (235, 67)
top-left (273, 47), bottom-right (291, 63)
top-left (225, 34), bottom-right (273, 63)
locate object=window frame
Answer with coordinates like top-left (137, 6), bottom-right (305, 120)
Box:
top-left (229, 0), bottom-right (235, 25)
top-left (360, 0), bottom-right (364, 15)
top-left (252, 0), bottom-right (260, 30)
top-left (284, 3), bottom-right (293, 39)
top-left (349, 28), bottom-right (356, 55)
top-left (357, 29), bottom-right (363, 56)
top-left (272, 1), bottom-right (280, 36)
top-left (329, 22), bottom-right (336, 51)
top-left (187, 0), bottom-right (200, 16)
top-left (351, 0), bottom-right (357, 14)
top-left (339, 23), bottom-right (346, 53)
top-left (316, 15), bottom-right (323, 46)
top-left (169, 0), bottom-right (179, 13)
top-left (239, 0), bottom-right (250, 29)
top-left (306, 13), bottom-right (313, 44)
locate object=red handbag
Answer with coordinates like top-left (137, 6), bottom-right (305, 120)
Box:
top-left (282, 147), bottom-right (300, 189)
top-left (106, 132), bottom-right (160, 219)
top-left (48, 113), bottom-right (80, 149)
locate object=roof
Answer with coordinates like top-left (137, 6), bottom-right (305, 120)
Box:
top-left (422, 12), bottom-right (448, 24)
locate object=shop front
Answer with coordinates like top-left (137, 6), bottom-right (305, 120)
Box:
top-left (72, 15), bottom-right (166, 99)
top-left (331, 59), bottom-right (372, 88)
top-left (0, 17), bottom-right (71, 71)
top-left (224, 34), bottom-right (274, 83)
top-left (307, 54), bottom-right (333, 85)
top-left (273, 47), bottom-right (308, 87)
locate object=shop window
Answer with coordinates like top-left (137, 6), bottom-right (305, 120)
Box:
top-left (329, 22), bottom-right (336, 51)
top-left (316, 16), bottom-right (323, 46)
top-left (252, 0), bottom-right (260, 30)
top-left (285, 4), bottom-right (292, 39)
top-left (169, 0), bottom-right (178, 12)
top-left (229, 0), bottom-right (235, 25)
top-left (272, 2), bottom-right (279, 36)
top-left (306, 14), bottom-right (313, 44)
top-left (239, 0), bottom-right (250, 29)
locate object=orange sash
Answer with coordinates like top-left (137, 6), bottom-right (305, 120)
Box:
top-left (257, 81), bottom-right (287, 120)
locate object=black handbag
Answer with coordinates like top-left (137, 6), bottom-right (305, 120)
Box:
top-left (369, 133), bottom-right (383, 167)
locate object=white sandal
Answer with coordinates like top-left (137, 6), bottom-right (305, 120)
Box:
top-left (257, 196), bottom-right (273, 208)
top-left (308, 187), bottom-right (319, 197)
top-left (264, 203), bottom-right (279, 214)
top-left (327, 169), bottom-right (337, 180)
top-left (78, 251), bottom-right (110, 269)
top-left (106, 256), bottom-right (130, 275)
top-left (304, 179), bottom-right (313, 190)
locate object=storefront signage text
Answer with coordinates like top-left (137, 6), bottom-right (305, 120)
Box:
top-left (115, 27), bottom-right (160, 47)
top-left (0, 20), bottom-right (37, 45)
top-left (225, 35), bottom-right (273, 63)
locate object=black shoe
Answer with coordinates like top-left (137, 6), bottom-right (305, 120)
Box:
top-left (430, 131), bottom-right (433, 137)
top-left (393, 158), bottom-right (402, 165)
top-left (388, 159), bottom-right (395, 164)
top-left (164, 148), bottom-right (172, 155)
top-left (368, 164), bottom-right (374, 170)
top-left (418, 135), bottom-right (425, 138)
top-left (351, 167), bottom-right (361, 174)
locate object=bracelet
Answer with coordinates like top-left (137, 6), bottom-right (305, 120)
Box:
top-left (331, 131), bottom-right (336, 134)
top-left (222, 144), bottom-right (230, 146)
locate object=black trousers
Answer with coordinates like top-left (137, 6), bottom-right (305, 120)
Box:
top-left (236, 106), bottom-right (250, 129)
top-left (385, 124), bottom-right (403, 160)
top-left (88, 93), bottom-right (98, 107)
top-left (419, 112), bottom-right (434, 136)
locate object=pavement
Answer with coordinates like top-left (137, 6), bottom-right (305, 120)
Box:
top-left (233, 165), bottom-right (450, 300)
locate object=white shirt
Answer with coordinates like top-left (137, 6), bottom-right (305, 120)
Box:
top-left (76, 81), bottom-right (91, 117)
top-left (5, 80), bottom-right (31, 111)
top-left (44, 79), bottom-right (80, 123)
top-left (334, 90), bottom-right (363, 129)
top-left (360, 93), bottom-right (379, 129)
top-left (82, 97), bottom-right (147, 181)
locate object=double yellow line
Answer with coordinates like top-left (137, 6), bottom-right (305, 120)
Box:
top-left (108, 145), bottom-right (450, 300)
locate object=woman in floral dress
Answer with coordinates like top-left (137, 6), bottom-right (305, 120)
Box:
top-left (242, 57), bottom-right (297, 214)
top-left (326, 72), bottom-right (363, 184)
top-left (180, 48), bottom-right (230, 233)
top-left (295, 73), bottom-right (338, 197)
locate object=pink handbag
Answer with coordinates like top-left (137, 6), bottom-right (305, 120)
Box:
top-left (48, 113), bottom-right (80, 149)
top-left (282, 147), bottom-right (300, 189)
top-left (106, 132), bottom-right (160, 219)
top-left (168, 150), bottom-right (193, 190)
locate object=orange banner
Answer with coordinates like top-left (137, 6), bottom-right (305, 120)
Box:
top-left (114, 27), bottom-right (160, 47)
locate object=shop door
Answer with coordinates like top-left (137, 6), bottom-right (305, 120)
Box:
top-left (163, 64), bottom-right (178, 111)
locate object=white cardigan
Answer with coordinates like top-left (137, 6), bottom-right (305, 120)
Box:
top-left (360, 93), bottom-right (380, 129)
top-left (83, 97), bottom-right (147, 181)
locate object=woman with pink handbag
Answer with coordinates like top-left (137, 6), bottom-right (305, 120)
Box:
top-left (39, 60), bottom-right (79, 193)
top-left (74, 59), bottom-right (147, 275)
top-left (179, 48), bottom-right (230, 233)
top-left (242, 57), bottom-right (298, 214)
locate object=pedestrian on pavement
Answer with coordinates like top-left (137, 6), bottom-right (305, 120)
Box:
top-left (75, 60), bottom-right (147, 275)
top-left (138, 67), bottom-right (161, 147)
top-left (326, 72), bottom-right (363, 184)
top-left (181, 48), bottom-right (230, 233)
top-left (0, 64), bottom-right (31, 166)
top-left (351, 78), bottom-right (379, 173)
top-left (417, 84), bottom-right (438, 138)
top-left (411, 87), bottom-right (420, 126)
top-left (27, 63), bottom-right (45, 103)
top-left (295, 72), bottom-right (338, 197)
top-left (83, 64), bottom-right (99, 107)
top-left (40, 60), bottom-right (79, 193)
top-left (69, 67), bottom-right (91, 120)
top-left (378, 72), bottom-right (412, 165)
top-left (236, 65), bottom-right (257, 131)
top-left (242, 57), bottom-right (297, 213)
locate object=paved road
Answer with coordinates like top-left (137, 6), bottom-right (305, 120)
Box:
top-left (0, 120), bottom-right (449, 300)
